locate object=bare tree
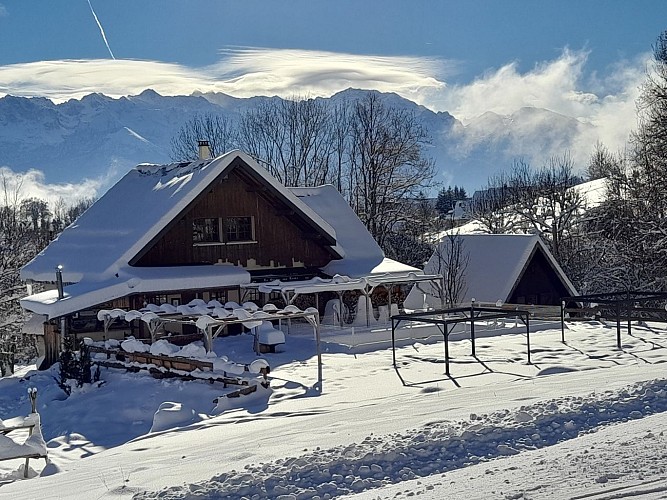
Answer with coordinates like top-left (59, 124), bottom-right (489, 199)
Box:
top-left (170, 113), bottom-right (237, 161)
top-left (514, 154), bottom-right (585, 261)
top-left (347, 92), bottom-right (435, 249)
top-left (383, 192), bottom-right (439, 268)
top-left (237, 96), bottom-right (339, 187)
top-left (471, 155), bottom-right (584, 263)
top-left (430, 232), bottom-right (469, 307)
top-left (468, 169), bottom-right (520, 234)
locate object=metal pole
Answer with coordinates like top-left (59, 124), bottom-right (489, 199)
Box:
top-left (391, 318), bottom-right (397, 368)
top-left (616, 301), bottom-right (621, 349)
top-left (470, 299), bottom-right (476, 357)
top-left (560, 300), bottom-right (565, 343)
top-left (526, 314), bottom-right (531, 365)
top-left (444, 322), bottom-right (450, 376)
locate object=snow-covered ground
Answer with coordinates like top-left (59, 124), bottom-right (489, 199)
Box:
top-left (2, 318), bottom-right (667, 499)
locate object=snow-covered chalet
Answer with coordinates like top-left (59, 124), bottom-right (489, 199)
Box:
top-left (20, 149), bottom-right (435, 366)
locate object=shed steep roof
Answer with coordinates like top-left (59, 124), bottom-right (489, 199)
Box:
top-left (404, 234), bottom-right (578, 309)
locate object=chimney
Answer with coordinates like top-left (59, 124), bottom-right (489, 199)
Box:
top-left (55, 265), bottom-right (64, 299)
top-left (198, 140), bottom-right (211, 160)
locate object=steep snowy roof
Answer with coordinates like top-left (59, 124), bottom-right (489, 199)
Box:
top-left (405, 233), bottom-right (577, 309)
top-left (21, 151), bottom-right (337, 284)
top-left (291, 185), bottom-right (388, 277)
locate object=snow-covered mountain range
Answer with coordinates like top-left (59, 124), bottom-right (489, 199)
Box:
top-left (0, 89), bottom-right (589, 195)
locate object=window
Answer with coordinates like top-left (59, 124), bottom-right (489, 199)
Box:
top-left (193, 216), bottom-right (255, 244)
top-left (208, 290), bottom-right (228, 303)
top-left (151, 294), bottom-right (168, 305)
top-left (193, 218), bottom-right (220, 243)
top-left (243, 288), bottom-right (260, 303)
top-left (225, 217), bottom-right (253, 242)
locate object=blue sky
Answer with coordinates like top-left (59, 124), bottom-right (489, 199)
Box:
top-left (0, 1), bottom-right (664, 82)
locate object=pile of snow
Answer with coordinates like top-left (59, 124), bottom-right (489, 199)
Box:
top-left (0, 414), bottom-right (47, 462)
top-left (148, 340), bottom-right (180, 356)
top-left (212, 383), bottom-right (273, 414)
top-left (150, 402), bottom-right (197, 433)
top-left (120, 337), bottom-right (150, 353)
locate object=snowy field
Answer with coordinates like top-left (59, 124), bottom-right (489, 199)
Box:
top-left (2, 318), bottom-right (667, 499)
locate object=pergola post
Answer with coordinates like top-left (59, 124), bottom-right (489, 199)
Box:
top-left (440, 323), bottom-right (450, 377)
top-left (365, 285), bottom-right (371, 328)
top-left (314, 312), bottom-right (322, 391)
top-left (205, 326), bottom-right (213, 353)
top-left (391, 317), bottom-right (397, 368)
top-left (387, 283), bottom-right (393, 323)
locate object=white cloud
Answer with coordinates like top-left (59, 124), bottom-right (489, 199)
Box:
top-left (0, 166), bottom-right (101, 207)
top-left (438, 49), bottom-right (649, 169)
top-left (0, 47), bottom-right (651, 177)
top-left (0, 48), bottom-right (451, 105)
top-left (0, 4), bottom-right (7, 17)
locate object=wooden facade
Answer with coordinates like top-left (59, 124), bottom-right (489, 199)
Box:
top-left (131, 159), bottom-right (337, 274)
top-left (509, 247), bottom-right (572, 306)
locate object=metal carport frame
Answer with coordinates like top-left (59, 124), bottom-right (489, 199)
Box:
top-left (391, 305), bottom-right (532, 378)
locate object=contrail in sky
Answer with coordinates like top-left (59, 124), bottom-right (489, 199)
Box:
top-left (86, 0), bottom-right (115, 59)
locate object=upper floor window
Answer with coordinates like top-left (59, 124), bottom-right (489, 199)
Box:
top-left (193, 216), bottom-right (255, 244)
top-left (193, 218), bottom-right (220, 243)
top-left (225, 216), bottom-right (253, 242)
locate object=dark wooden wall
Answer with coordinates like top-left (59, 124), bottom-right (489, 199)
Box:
top-left (132, 167), bottom-right (334, 270)
top-left (509, 249), bottom-right (571, 306)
